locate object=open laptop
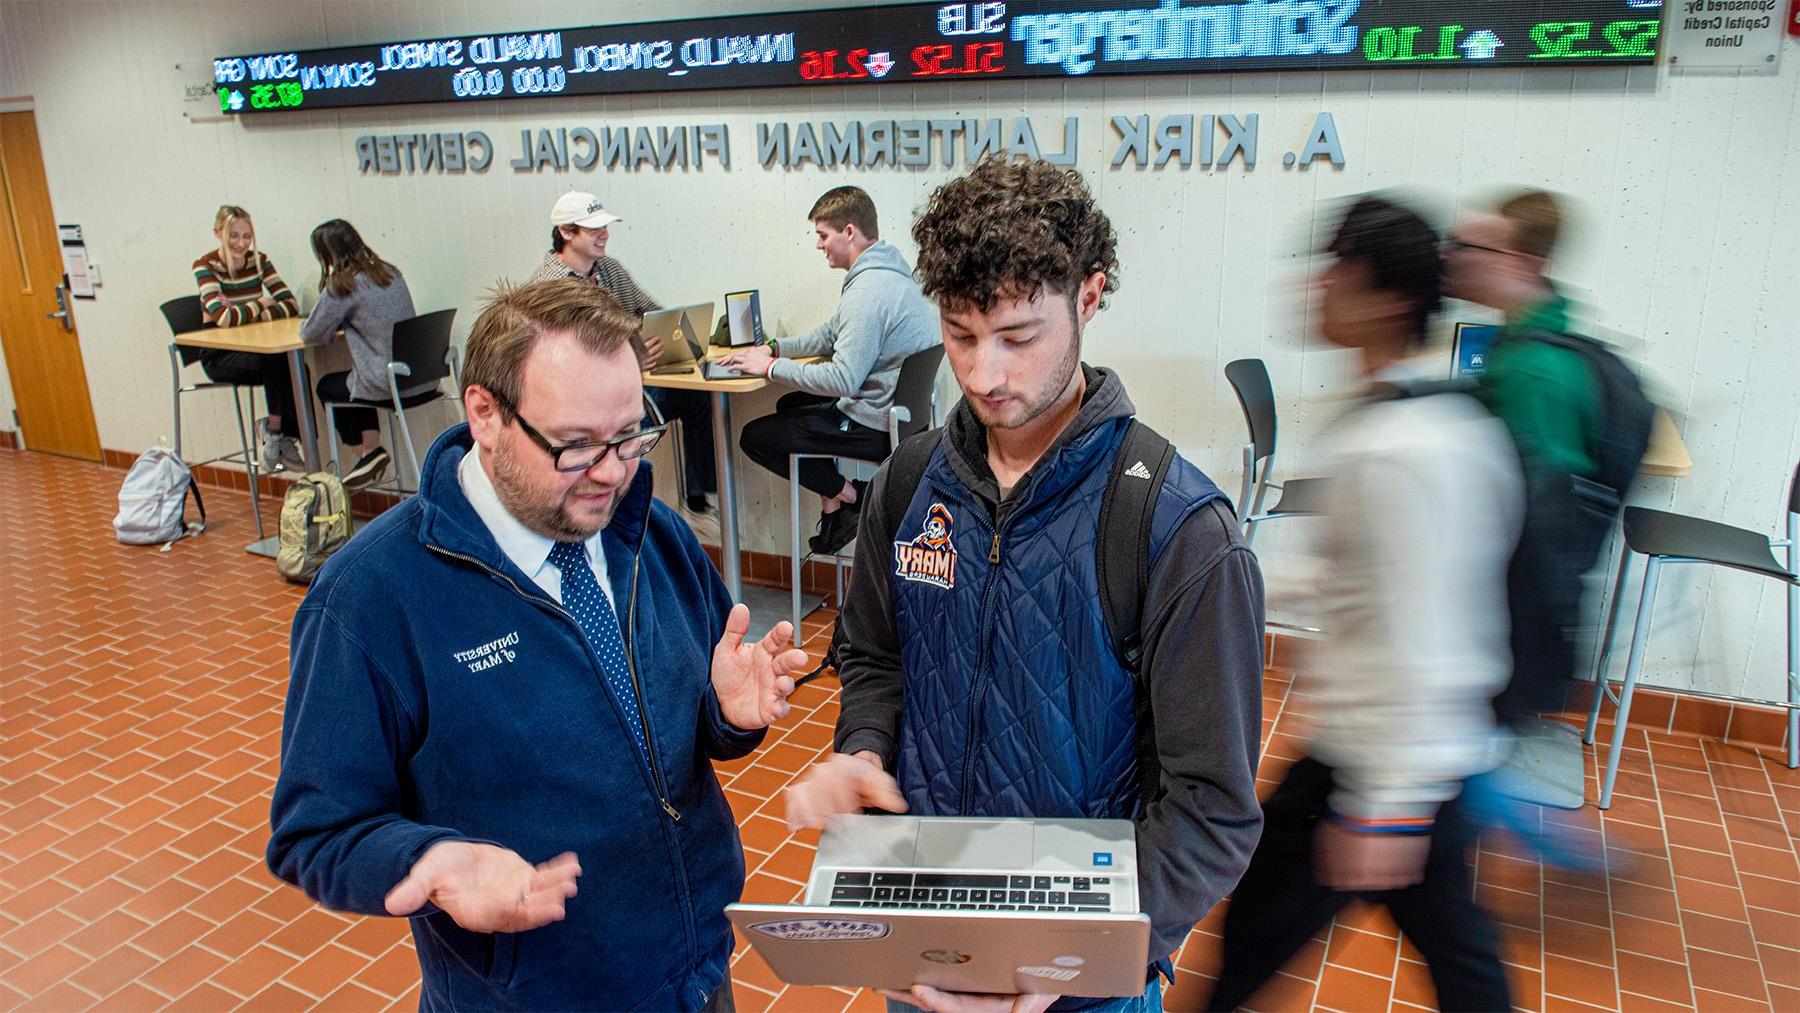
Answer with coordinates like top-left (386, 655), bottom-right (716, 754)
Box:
top-left (642, 302), bottom-right (713, 374)
top-left (727, 815), bottom-right (1151, 998)
top-left (723, 289), bottom-right (767, 347)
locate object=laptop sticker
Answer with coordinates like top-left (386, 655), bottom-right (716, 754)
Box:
top-left (894, 502), bottom-right (959, 590)
top-left (1018, 966), bottom-right (1082, 982)
top-left (750, 919), bottom-right (889, 942)
top-left (1092, 852), bottom-right (1113, 867)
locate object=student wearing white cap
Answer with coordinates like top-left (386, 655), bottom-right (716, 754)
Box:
top-left (531, 191), bottom-right (719, 527)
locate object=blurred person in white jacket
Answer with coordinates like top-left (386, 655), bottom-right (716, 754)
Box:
top-left (1208, 195), bottom-right (1522, 1013)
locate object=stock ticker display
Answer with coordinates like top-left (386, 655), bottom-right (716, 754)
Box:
top-left (213, 0), bottom-right (1664, 114)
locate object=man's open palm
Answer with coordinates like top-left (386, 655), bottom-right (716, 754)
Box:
top-left (385, 841), bottom-right (581, 933)
top-left (712, 604), bottom-right (805, 729)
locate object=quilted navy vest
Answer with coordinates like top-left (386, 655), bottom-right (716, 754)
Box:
top-left (889, 415), bottom-right (1226, 818)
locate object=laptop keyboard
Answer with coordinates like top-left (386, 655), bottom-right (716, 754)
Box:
top-left (827, 872), bottom-right (1114, 912)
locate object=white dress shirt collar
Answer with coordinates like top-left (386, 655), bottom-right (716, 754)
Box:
top-left (457, 443), bottom-right (611, 605)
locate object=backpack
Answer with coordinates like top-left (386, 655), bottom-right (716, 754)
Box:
top-left (805, 419), bottom-right (1177, 801)
top-left (276, 472), bottom-right (353, 584)
top-left (114, 445), bottom-right (205, 548)
top-left (1391, 333), bottom-right (1653, 717)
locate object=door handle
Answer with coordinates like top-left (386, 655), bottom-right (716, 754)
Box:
top-left (44, 284), bottom-right (71, 331)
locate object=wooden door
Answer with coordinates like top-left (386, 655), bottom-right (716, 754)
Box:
top-left (0, 110), bottom-right (101, 460)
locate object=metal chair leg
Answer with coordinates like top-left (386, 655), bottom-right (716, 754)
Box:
top-left (325, 404), bottom-right (344, 478)
top-left (167, 345), bottom-right (185, 460)
top-left (1787, 517), bottom-right (1798, 769)
top-left (1585, 547), bottom-right (1636, 745)
top-left (790, 454), bottom-right (804, 644)
top-left (669, 417), bottom-right (690, 505)
top-left (232, 387), bottom-right (264, 539)
top-left (394, 407), bottom-right (422, 493)
top-left (1600, 558), bottom-right (1663, 809)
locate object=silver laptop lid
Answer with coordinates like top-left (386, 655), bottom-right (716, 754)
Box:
top-left (641, 302), bottom-right (713, 366)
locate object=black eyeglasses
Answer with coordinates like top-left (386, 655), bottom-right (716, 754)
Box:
top-left (1443, 238), bottom-right (1514, 257)
top-left (491, 391), bottom-right (667, 473)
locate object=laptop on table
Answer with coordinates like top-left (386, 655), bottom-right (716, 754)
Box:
top-left (642, 302), bottom-right (713, 375)
top-left (727, 815), bottom-right (1151, 998)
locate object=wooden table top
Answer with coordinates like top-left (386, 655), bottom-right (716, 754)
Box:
top-left (1642, 406), bottom-right (1692, 478)
top-left (641, 351), bottom-right (821, 393)
top-left (172, 316), bottom-right (307, 354)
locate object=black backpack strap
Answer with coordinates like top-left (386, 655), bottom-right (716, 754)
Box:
top-left (1096, 420), bottom-right (1176, 806)
top-left (1096, 419), bottom-right (1175, 674)
top-left (183, 473), bottom-right (207, 535)
top-left (797, 429), bottom-right (943, 687)
top-left (880, 429), bottom-right (944, 536)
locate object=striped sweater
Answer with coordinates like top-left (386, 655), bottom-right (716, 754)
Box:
top-left (192, 250), bottom-right (300, 327)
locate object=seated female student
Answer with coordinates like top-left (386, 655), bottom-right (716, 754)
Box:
top-left (192, 205), bottom-right (303, 470)
top-left (301, 219), bottom-right (422, 490)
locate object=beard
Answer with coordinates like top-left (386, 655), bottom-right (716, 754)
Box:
top-left (490, 439), bottom-right (616, 540)
top-left (966, 323), bottom-right (1082, 432)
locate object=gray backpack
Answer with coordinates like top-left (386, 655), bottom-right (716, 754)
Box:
top-left (276, 472), bottom-right (353, 584)
top-left (114, 446), bottom-right (205, 547)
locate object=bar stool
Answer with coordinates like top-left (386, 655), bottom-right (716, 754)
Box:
top-left (321, 309), bottom-right (460, 494)
top-left (788, 345), bottom-right (946, 637)
top-left (1583, 461), bottom-right (1800, 808)
top-left (160, 295), bottom-right (265, 538)
top-left (1224, 358), bottom-right (1329, 544)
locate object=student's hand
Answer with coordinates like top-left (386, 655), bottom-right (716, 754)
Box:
top-left (783, 751), bottom-right (908, 830)
top-left (711, 603), bottom-right (805, 729)
top-left (257, 293), bottom-right (276, 310)
top-left (384, 841), bottom-right (580, 933)
top-left (884, 985), bottom-right (1058, 1013)
top-left (719, 346), bottom-right (776, 377)
top-left (638, 332), bottom-right (663, 370)
top-left (1314, 821), bottom-right (1430, 892)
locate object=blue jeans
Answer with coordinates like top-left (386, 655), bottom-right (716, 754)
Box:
top-left (886, 975), bottom-right (1162, 1013)
top-left (647, 387), bottom-right (715, 501)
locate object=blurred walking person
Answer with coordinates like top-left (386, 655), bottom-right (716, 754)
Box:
top-left (1208, 196), bottom-right (1522, 1012)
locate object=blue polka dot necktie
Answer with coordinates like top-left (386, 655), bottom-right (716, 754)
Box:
top-left (548, 540), bottom-right (649, 764)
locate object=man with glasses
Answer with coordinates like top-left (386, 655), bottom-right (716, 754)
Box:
top-left (1444, 192), bottom-right (1608, 719)
top-left (269, 278), bottom-right (806, 1011)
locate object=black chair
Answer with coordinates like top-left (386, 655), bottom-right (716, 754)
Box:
top-left (1584, 461), bottom-right (1800, 808)
top-left (1223, 358), bottom-right (1329, 544)
top-left (788, 344), bottom-right (947, 635)
top-left (161, 295), bottom-right (265, 538)
top-left (321, 308), bottom-right (461, 493)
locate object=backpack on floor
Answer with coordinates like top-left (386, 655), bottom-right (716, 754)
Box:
top-left (114, 445), bottom-right (205, 548)
top-left (803, 419), bottom-right (1177, 800)
top-left (277, 472), bottom-right (352, 584)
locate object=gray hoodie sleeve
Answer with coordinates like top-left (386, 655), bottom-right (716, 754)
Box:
top-left (767, 285), bottom-right (884, 399)
top-left (1134, 498), bottom-right (1266, 960)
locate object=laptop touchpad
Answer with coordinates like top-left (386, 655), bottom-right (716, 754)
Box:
top-left (915, 819), bottom-right (1034, 869)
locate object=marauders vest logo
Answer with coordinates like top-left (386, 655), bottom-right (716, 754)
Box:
top-left (894, 502), bottom-right (958, 590)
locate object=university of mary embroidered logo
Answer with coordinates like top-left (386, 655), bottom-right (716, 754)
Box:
top-left (894, 502), bottom-right (958, 590)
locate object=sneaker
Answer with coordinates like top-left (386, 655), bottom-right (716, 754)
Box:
top-left (680, 502), bottom-right (721, 545)
top-left (342, 447), bottom-right (390, 490)
top-left (808, 500), bottom-right (861, 556)
top-left (258, 419), bottom-right (284, 472)
top-left (686, 493), bottom-right (711, 514)
top-left (277, 437), bottom-right (306, 472)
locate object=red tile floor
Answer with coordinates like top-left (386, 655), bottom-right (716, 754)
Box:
top-left (2, 446), bottom-right (1797, 1012)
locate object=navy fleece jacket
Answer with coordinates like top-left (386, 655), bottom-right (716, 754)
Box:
top-left (268, 425), bottom-right (760, 1011)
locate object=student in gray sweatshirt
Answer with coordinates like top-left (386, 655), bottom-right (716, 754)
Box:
top-left (302, 219), bottom-right (426, 490)
top-left (724, 186), bottom-right (941, 554)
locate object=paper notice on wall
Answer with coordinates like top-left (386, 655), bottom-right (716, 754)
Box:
top-left (1663, 0), bottom-right (1786, 70)
top-left (59, 224), bottom-right (95, 298)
